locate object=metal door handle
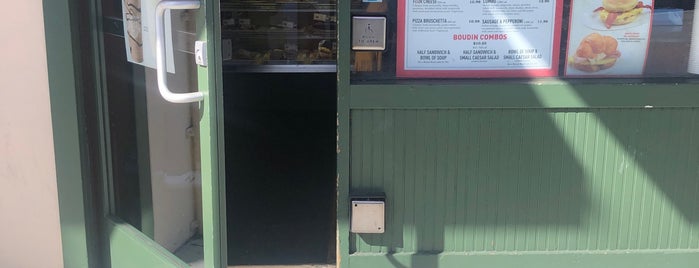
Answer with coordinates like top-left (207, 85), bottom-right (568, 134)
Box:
top-left (155, 0), bottom-right (203, 103)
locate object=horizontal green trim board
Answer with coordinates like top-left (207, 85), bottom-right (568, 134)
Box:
top-left (349, 81), bottom-right (699, 109)
top-left (106, 217), bottom-right (188, 267)
top-left (347, 251), bottom-right (699, 268)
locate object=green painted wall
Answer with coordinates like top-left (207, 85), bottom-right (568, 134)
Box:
top-left (337, 1), bottom-right (699, 267)
top-left (348, 108), bottom-right (699, 255)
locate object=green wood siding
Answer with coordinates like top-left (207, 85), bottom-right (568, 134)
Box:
top-left (337, 1), bottom-right (699, 267)
top-left (349, 108), bottom-right (699, 254)
top-left (346, 251), bottom-right (699, 268)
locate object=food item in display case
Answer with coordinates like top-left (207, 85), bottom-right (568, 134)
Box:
top-left (284, 42), bottom-right (299, 59)
top-left (296, 51), bottom-right (309, 63)
top-left (234, 48), bottom-right (257, 60)
top-left (569, 33), bottom-right (621, 72)
top-left (593, 0), bottom-right (653, 29)
top-left (222, 0), bottom-right (337, 68)
top-left (233, 48), bottom-right (265, 64)
top-left (318, 40), bottom-right (335, 59)
top-left (269, 49), bottom-right (285, 60)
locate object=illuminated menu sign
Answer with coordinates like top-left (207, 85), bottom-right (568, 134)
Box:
top-left (397, 0), bottom-right (563, 78)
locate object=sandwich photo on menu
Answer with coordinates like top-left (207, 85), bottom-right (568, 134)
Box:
top-left (593, 0), bottom-right (653, 29)
top-left (569, 33), bottom-right (620, 72)
top-left (565, 0), bottom-right (654, 76)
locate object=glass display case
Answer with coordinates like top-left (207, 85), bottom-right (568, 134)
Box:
top-left (221, 0), bottom-right (337, 72)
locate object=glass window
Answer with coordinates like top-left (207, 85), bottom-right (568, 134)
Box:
top-left (222, 0), bottom-right (337, 73)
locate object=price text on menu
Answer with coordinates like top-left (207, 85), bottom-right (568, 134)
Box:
top-left (397, 0), bottom-right (563, 77)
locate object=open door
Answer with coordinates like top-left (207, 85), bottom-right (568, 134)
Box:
top-left (94, 0), bottom-right (225, 267)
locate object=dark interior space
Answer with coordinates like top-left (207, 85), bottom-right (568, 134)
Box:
top-left (223, 72), bottom-right (337, 265)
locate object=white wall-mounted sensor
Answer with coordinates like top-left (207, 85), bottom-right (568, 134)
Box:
top-left (194, 41), bottom-right (207, 67)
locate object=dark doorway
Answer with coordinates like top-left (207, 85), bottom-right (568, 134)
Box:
top-left (223, 72), bottom-right (337, 266)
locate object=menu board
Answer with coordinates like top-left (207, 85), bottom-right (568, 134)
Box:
top-left (565, 0), bottom-right (654, 76)
top-left (397, 0), bottom-right (563, 78)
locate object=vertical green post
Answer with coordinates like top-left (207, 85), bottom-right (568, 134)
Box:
top-left (43, 0), bottom-right (91, 267)
top-left (337, 0), bottom-right (352, 267)
top-left (197, 0), bottom-right (227, 267)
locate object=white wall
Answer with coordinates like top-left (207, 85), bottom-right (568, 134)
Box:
top-left (0, 1), bottom-right (64, 267)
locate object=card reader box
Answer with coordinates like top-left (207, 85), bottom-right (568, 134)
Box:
top-left (351, 200), bottom-right (385, 233)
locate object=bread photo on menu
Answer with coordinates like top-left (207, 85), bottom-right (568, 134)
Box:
top-left (593, 0), bottom-right (652, 29)
top-left (569, 33), bottom-right (621, 72)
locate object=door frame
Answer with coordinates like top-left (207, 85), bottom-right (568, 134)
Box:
top-left (43, 0), bottom-right (226, 267)
top-left (43, 0), bottom-right (96, 266)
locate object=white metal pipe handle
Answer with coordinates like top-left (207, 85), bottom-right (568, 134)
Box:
top-left (155, 0), bottom-right (204, 103)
